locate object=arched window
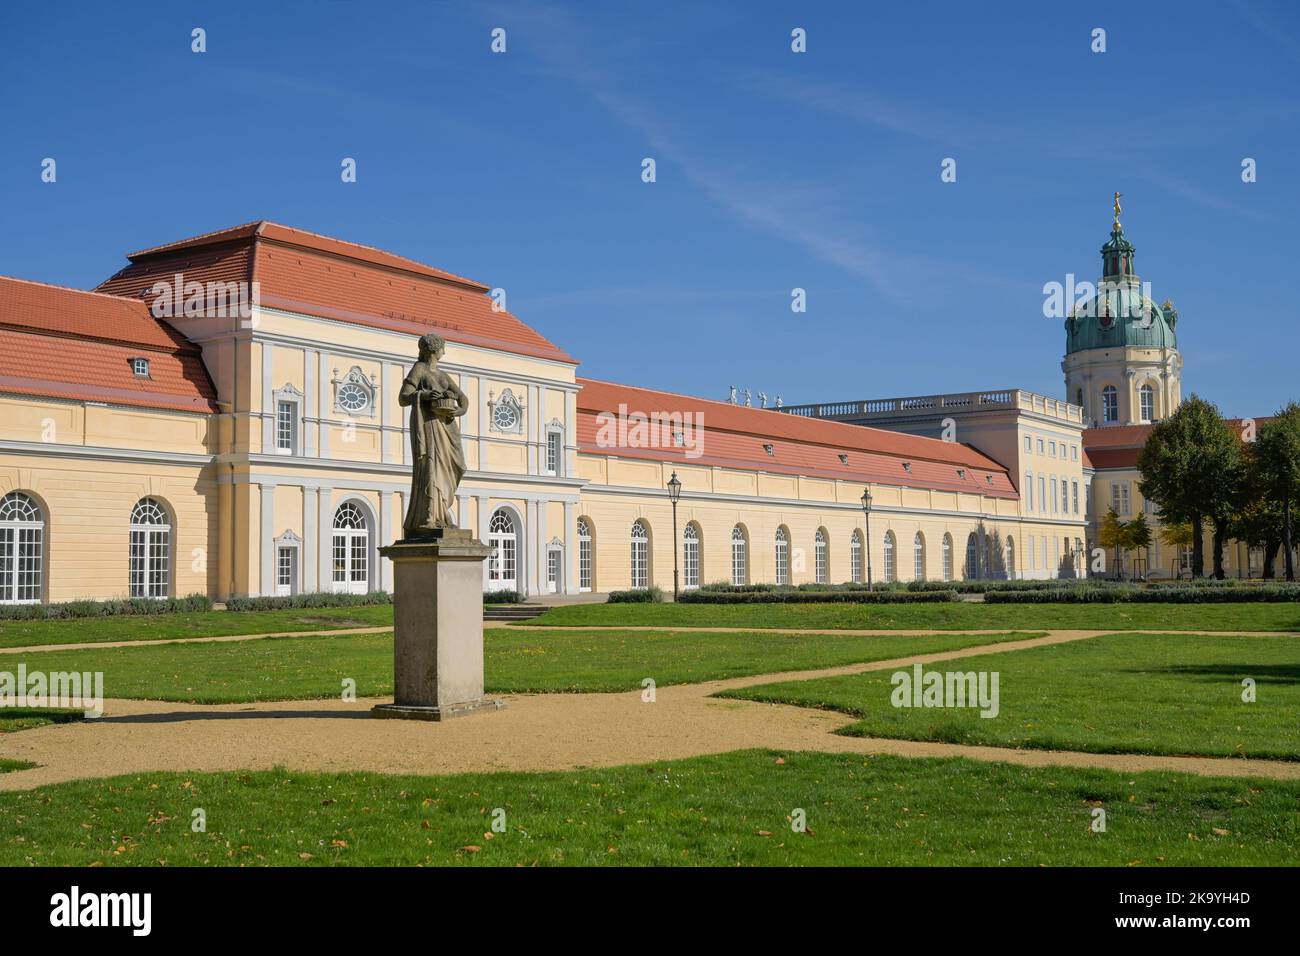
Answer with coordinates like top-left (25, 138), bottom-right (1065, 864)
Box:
top-left (1102, 385), bottom-right (1118, 423)
top-left (488, 509), bottom-right (519, 592)
top-left (965, 532), bottom-right (979, 580)
top-left (850, 530), bottom-right (863, 584)
top-left (0, 492), bottom-right (44, 604)
top-left (814, 528), bottom-right (828, 584)
top-left (630, 520), bottom-right (650, 589)
top-left (1139, 384), bottom-right (1154, 422)
top-left (942, 533), bottom-right (953, 582)
top-left (883, 531), bottom-right (896, 583)
top-left (1005, 537), bottom-right (1016, 577)
top-left (731, 525), bottom-right (748, 586)
top-left (913, 532), bottom-right (925, 582)
top-left (129, 497), bottom-right (171, 598)
top-left (682, 522), bottom-right (700, 589)
top-left (775, 526), bottom-right (790, 585)
top-left (577, 517), bottom-right (593, 592)
top-left (331, 501), bottom-right (372, 594)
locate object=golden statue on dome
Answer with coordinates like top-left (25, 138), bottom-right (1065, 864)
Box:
top-left (1113, 191), bottom-right (1123, 229)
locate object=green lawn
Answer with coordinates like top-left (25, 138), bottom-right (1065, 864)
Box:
top-left (526, 601), bottom-right (1300, 632)
top-left (0, 629), bottom-right (1038, 704)
top-left (0, 708), bottom-right (84, 736)
top-left (0, 606), bottom-right (395, 649)
top-left (723, 633), bottom-right (1300, 760)
top-left (1, 750), bottom-right (1297, 865)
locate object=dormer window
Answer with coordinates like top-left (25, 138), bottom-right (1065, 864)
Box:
top-left (902, 462), bottom-right (912, 473)
top-left (986, 475), bottom-right (994, 485)
top-left (763, 443), bottom-right (775, 457)
top-left (838, 453), bottom-right (849, 465)
top-left (131, 357), bottom-right (151, 378)
top-left (956, 468), bottom-right (966, 480)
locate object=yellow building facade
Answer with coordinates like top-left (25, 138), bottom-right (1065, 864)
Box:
top-left (1, 220), bottom-right (1091, 604)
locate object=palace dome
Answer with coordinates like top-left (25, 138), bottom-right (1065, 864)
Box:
top-left (1064, 222), bottom-right (1178, 355)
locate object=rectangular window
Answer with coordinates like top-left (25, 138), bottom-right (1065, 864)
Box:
top-left (1051, 478), bottom-right (1058, 514)
top-left (1025, 472), bottom-right (1034, 511)
top-left (1038, 476), bottom-right (1046, 513)
top-left (546, 431), bottom-right (562, 475)
top-left (1037, 439), bottom-right (1044, 455)
top-left (1024, 436), bottom-right (1032, 454)
top-left (547, 549), bottom-right (560, 593)
top-left (1049, 441), bottom-right (1056, 458)
top-left (1029, 535), bottom-right (1037, 570)
top-left (276, 546), bottom-right (297, 597)
top-left (276, 401), bottom-right (297, 453)
top-left (1071, 445), bottom-right (1079, 461)
top-left (1072, 480), bottom-right (1080, 514)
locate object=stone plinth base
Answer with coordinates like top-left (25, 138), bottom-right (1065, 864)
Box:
top-left (372, 532), bottom-right (503, 721)
top-left (371, 698), bottom-right (506, 722)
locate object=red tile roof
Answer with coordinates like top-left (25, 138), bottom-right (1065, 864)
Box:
top-left (1082, 418), bottom-right (1265, 471)
top-left (95, 221), bottom-right (578, 365)
top-left (0, 276), bottom-right (218, 414)
top-left (577, 378), bottom-right (1018, 498)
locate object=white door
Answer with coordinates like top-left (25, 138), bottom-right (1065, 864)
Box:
top-left (547, 548), bottom-right (560, 593)
top-left (487, 510), bottom-right (518, 593)
top-left (332, 502), bottom-right (370, 594)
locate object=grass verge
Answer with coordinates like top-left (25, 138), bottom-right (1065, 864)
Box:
top-left (722, 632), bottom-right (1300, 760)
top-left (1, 750), bottom-right (1297, 865)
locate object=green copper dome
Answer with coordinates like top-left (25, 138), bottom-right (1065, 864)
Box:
top-left (1064, 223), bottom-right (1178, 355)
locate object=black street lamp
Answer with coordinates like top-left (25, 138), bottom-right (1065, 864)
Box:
top-left (667, 471), bottom-right (682, 600)
top-left (860, 487), bottom-right (873, 591)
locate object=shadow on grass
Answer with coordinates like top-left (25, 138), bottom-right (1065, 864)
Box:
top-left (1120, 663), bottom-right (1300, 685)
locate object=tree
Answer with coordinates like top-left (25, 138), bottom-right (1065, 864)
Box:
top-left (1254, 403), bottom-right (1300, 582)
top-left (1159, 520), bottom-right (1194, 578)
top-left (1233, 439), bottom-right (1284, 578)
top-left (1137, 395), bottom-right (1243, 578)
top-left (1123, 513), bottom-right (1152, 578)
top-left (1098, 507), bottom-right (1125, 579)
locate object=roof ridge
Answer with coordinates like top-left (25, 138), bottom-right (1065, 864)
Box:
top-left (576, 376), bottom-right (1006, 470)
top-left (126, 220), bottom-right (267, 259)
top-left (257, 222), bottom-right (486, 289)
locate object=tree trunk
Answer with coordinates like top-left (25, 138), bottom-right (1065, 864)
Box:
top-left (1285, 488), bottom-right (1295, 583)
top-left (1263, 538), bottom-right (1280, 580)
top-left (1211, 523), bottom-right (1226, 579)
top-left (1191, 514), bottom-right (1204, 577)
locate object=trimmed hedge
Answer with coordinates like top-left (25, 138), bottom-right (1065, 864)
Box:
top-left (484, 589), bottom-right (524, 604)
top-left (905, 579), bottom-right (1094, 593)
top-left (224, 591), bottom-right (392, 612)
top-left (0, 594), bottom-right (213, 621)
top-left (607, 587), bottom-right (665, 604)
top-left (986, 584), bottom-right (1300, 603)
top-left (677, 588), bottom-right (957, 604)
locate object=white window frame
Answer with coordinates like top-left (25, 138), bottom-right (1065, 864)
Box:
top-left (577, 517), bottom-right (593, 592)
top-left (630, 521), bottom-right (650, 589)
top-left (731, 525), bottom-right (748, 586)
top-left (775, 527), bottom-right (790, 586)
top-left (129, 497), bottom-right (172, 599)
top-left (683, 523), bottom-right (700, 589)
top-left (814, 529), bottom-right (828, 584)
top-left (0, 492), bottom-right (44, 605)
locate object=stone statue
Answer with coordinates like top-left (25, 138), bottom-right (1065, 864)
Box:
top-left (728, 384), bottom-right (737, 404)
top-left (399, 333), bottom-right (468, 539)
top-left (743, 388), bottom-right (751, 407)
top-left (758, 390), bottom-right (768, 409)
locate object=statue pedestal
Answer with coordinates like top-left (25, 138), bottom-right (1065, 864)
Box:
top-left (372, 531), bottom-right (505, 721)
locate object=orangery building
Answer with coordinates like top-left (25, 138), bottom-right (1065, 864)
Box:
top-left (0, 214), bottom-right (1247, 604)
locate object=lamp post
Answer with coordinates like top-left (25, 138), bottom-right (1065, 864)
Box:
top-left (860, 487), bottom-right (873, 591)
top-left (667, 471), bottom-right (682, 600)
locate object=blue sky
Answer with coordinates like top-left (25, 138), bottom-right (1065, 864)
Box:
top-left (2, 0), bottom-right (1297, 416)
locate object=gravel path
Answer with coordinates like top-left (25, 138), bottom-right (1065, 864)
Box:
top-left (3, 628), bottom-right (1298, 792)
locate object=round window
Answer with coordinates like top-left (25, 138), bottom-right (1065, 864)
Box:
top-left (338, 383), bottom-right (369, 413)
top-left (493, 402), bottom-right (519, 431)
